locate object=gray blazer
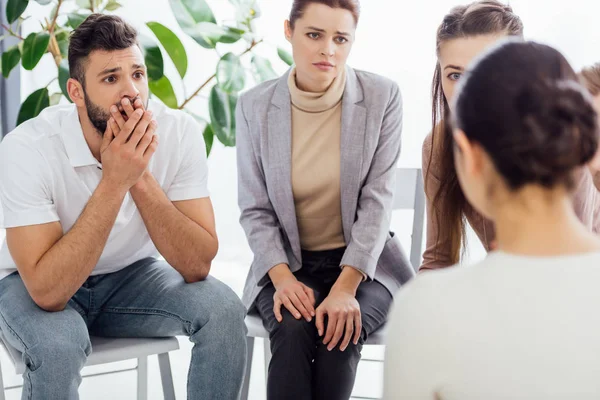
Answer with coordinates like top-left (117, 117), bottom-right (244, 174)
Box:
top-left (236, 66), bottom-right (415, 310)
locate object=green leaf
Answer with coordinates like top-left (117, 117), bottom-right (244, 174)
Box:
top-left (185, 22), bottom-right (242, 49)
top-left (6, 0), bottom-right (29, 24)
top-left (188, 113), bottom-right (214, 156)
top-left (209, 85), bottom-right (237, 147)
top-left (277, 47), bottom-right (293, 66)
top-left (1, 45), bottom-right (20, 78)
top-left (251, 55), bottom-right (277, 83)
top-left (139, 36), bottom-right (164, 81)
top-left (58, 60), bottom-right (72, 102)
top-left (203, 123), bottom-right (214, 156)
top-left (67, 12), bottom-right (88, 29)
top-left (227, 26), bottom-right (246, 35)
top-left (149, 75), bottom-right (178, 109)
top-left (104, 0), bottom-right (122, 11)
top-left (17, 88), bottom-right (50, 125)
top-left (55, 30), bottom-right (69, 58)
top-left (75, 0), bottom-right (92, 9)
top-left (169, 0), bottom-right (216, 33)
top-left (218, 26), bottom-right (244, 44)
top-left (34, 0), bottom-right (52, 5)
top-left (21, 32), bottom-right (50, 70)
top-left (147, 21), bottom-right (188, 78)
top-left (75, 0), bottom-right (100, 9)
top-left (49, 92), bottom-right (62, 106)
top-left (216, 53), bottom-right (245, 93)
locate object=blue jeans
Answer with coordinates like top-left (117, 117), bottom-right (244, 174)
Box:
top-left (0, 257), bottom-right (247, 400)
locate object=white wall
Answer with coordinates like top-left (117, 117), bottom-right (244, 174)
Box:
top-left (19, 0), bottom-right (600, 267)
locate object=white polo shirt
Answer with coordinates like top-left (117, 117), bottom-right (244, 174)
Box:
top-left (0, 99), bottom-right (209, 281)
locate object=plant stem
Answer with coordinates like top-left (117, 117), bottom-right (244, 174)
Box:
top-left (48, 0), bottom-right (63, 34)
top-left (48, 34), bottom-right (62, 67)
top-left (178, 73), bottom-right (216, 110)
top-left (45, 76), bottom-right (58, 88)
top-left (178, 39), bottom-right (263, 110)
top-left (46, 0), bottom-right (65, 67)
top-left (1, 23), bottom-right (24, 40)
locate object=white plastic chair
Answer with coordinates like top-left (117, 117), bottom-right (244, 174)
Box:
top-left (0, 331), bottom-right (179, 400)
top-left (241, 167), bottom-right (425, 400)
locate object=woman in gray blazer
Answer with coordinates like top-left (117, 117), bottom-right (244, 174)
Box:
top-left (236, 0), bottom-right (414, 398)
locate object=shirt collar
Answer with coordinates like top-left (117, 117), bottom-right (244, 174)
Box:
top-left (61, 106), bottom-right (103, 168)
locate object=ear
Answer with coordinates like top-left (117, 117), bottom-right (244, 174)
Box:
top-left (67, 78), bottom-right (85, 107)
top-left (453, 128), bottom-right (483, 176)
top-left (284, 20), bottom-right (292, 42)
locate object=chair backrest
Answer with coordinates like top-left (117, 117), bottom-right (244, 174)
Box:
top-left (391, 168), bottom-right (425, 272)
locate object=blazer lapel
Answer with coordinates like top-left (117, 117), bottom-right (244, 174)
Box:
top-left (340, 67), bottom-right (366, 244)
top-left (267, 71), bottom-right (302, 262)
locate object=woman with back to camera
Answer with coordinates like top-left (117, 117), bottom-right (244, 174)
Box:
top-left (421, 0), bottom-right (600, 270)
top-left (384, 39), bottom-right (600, 399)
top-left (236, 0), bottom-right (414, 399)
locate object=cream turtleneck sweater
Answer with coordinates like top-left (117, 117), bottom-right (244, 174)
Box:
top-left (288, 67), bottom-right (347, 251)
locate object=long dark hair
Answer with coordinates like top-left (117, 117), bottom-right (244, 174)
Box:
top-left (454, 40), bottom-right (598, 191)
top-left (427, 0), bottom-right (523, 263)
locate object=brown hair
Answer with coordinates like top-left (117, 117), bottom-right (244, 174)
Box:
top-left (579, 63), bottom-right (600, 96)
top-left (289, 0), bottom-right (360, 29)
top-left (428, 1), bottom-right (524, 263)
top-left (68, 14), bottom-right (138, 86)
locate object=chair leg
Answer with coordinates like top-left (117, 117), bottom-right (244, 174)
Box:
top-left (240, 337), bottom-right (254, 400)
top-left (263, 338), bottom-right (272, 383)
top-left (0, 359), bottom-right (6, 400)
top-left (157, 353), bottom-right (176, 400)
top-left (137, 356), bottom-right (148, 400)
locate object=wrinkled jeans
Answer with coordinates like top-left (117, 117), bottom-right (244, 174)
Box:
top-left (0, 257), bottom-right (247, 400)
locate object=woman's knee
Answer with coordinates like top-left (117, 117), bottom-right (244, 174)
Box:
top-left (271, 312), bottom-right (317, 342)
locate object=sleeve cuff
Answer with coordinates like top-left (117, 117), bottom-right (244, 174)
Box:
top-left (342, 265), bottom-right (367, 281)
top-left (340, 248), bottom-right (378, 280)
top-left (2, 209), bottom-right (59, 228)
top-left (167, 186), bottom-right (210, 202)
top-left (254, 248), bottom-right (290, 286)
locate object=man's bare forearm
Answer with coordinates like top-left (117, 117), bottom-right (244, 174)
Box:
top-left (129, 172), bottom-right (218, 282)
top-left (31, 180), bottom-right (127, 311)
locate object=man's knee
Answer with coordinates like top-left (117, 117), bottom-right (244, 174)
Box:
top-left (24, 320), bottom-right (91, 372)
top-left (186, 277), bottom-right (246, 331)
top-left (212, 283), bottom-right (246, 330)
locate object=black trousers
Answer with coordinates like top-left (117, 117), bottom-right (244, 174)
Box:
top-left (255, 247), bottom-right (393, 400)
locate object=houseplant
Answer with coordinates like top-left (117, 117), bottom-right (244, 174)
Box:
top-left (1, 0), bottom-right (293, 154)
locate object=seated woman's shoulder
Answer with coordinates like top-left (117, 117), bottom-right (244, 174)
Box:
top-left (241, 75), bottom-right (281, 100)
top-left (354, 69), bottom-right (398, 92)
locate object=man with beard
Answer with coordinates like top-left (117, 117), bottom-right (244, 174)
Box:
top-left (0, 14), bottom-right (247, 400)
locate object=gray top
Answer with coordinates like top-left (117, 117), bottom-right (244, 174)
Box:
top-left (236, 66), bottom-right (415, 310)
